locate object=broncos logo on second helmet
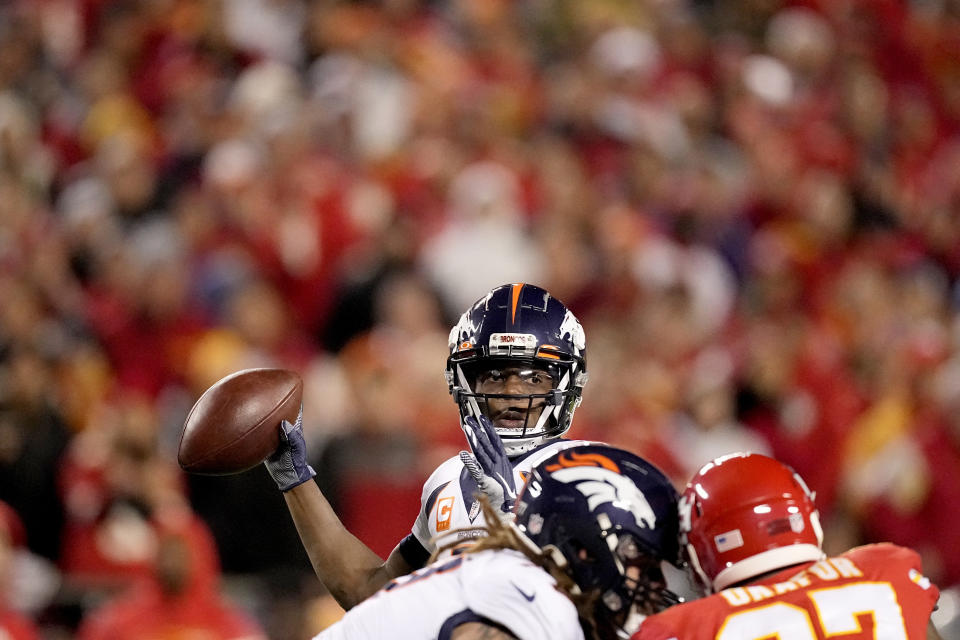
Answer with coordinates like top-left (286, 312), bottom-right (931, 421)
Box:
top-left (551, 466), bottom-right (659, 532)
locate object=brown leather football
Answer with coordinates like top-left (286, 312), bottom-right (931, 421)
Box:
top-left (177, 368), bottom-right (303, 475)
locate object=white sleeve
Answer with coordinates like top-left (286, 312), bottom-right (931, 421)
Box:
top-left (410, 456), bottom-right (463, 552)
top-left (410, 485), bottom-right (436, 553)
top-left (464, 554), bottom-right (583, 640)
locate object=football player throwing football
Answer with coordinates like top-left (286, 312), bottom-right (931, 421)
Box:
top-left (265, 283), bottom-right (597, 610)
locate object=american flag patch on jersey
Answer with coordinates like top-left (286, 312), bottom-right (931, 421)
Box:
top-left (715, 529), bottom-right (744, 553)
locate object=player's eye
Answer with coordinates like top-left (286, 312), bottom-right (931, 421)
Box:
top-left (518, 369), bottom-right (557, 388)
top-left (475, 366), bottom-right (556, 392)
top-left (479, 369), bottom-right (507, 383)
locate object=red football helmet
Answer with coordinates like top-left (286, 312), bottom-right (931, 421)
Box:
top-left (678, 452), bottom-right (824, 593)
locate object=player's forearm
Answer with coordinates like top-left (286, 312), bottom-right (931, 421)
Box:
top-left (927, 619), bottom-right (943, 640)
top-left (283, 481), bottom-right (395, 609)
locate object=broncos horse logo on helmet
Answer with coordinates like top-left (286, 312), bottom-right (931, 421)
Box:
top-left (512, 444), bottom-right (682, 637)
top-left (446, 283), bottom-right (587, 457)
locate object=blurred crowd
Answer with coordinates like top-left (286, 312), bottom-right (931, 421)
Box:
top-left (1, 0), bottom-right (960, 637)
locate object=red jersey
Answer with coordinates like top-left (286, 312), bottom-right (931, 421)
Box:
top-left (634, 544), bottom-right (939, 640)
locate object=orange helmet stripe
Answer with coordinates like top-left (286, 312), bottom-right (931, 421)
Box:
top-left (510, 283), bottom-right (525, 324)
top-left (545, 451), bottom-right (620, 473)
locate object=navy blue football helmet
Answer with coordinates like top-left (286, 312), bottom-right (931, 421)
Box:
top-left (513, 444), bottom-right (681, 634)
top-left (446, 283), bottom-right (588, 456)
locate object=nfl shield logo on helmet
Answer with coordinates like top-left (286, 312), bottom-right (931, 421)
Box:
top-left (789, 512), bottom-right (805, 533)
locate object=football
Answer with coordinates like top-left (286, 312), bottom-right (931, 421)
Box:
top-left (177, 368), bottom-right (303, 475)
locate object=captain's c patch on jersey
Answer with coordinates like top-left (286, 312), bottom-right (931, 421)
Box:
top-left (436, 496), bottom-right (455, 532)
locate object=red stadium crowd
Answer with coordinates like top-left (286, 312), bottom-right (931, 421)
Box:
top-left (0, 0), bottom-right (959, 637)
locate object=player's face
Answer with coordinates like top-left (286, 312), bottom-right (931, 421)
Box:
top-left (624, 560), bottom-right (670, 616)
top-left (474, 365), bottom-right (556, 431)
top-left (599, 553), bottom-right (672, 635)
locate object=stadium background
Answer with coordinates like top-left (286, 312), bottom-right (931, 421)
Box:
top-left (0, 0), bottom-right (959, 637)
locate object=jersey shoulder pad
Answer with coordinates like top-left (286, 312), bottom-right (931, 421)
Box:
top-left (840, 543), bottom-right (939, 604)
top-left (420, 455), bottom-right (465, 495)
top-left (411, 454), bottom-right (465, 548)
top-left (841, 543), bottom-right (922, 573)
top-left (516, 439), bottom-right (607, 469)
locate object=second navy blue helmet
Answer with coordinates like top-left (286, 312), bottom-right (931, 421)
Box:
top-left (513, 444), bottom-right (681, 633)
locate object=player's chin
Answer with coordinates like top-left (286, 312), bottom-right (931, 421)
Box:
top-left (493, 417), bottom-right (529, 431)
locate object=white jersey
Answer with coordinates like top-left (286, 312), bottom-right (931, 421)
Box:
top-left (405, 439), bottom-right (597, 561)
top-left (314, 549), bottom-right (583, 640)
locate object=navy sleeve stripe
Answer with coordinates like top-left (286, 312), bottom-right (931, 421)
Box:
top-left (424, 480), bottom-right (452, 517)
top-left (438, 609), bottom-right (513, 640)
top-left (397, 533), bottom-right (431, 570)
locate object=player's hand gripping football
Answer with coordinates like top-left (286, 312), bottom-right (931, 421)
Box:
top-left (264, 405), bottom-right (316, 492)
top-left (460, 415), bottom-right (518, 515)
